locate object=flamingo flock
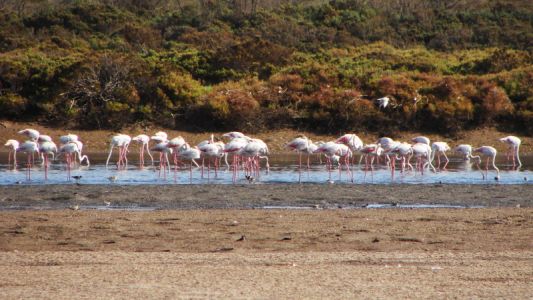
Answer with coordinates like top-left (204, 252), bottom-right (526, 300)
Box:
top-left (1, 128), bottom-right (526, 183)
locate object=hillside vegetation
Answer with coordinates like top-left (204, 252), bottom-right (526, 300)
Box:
top-left (1, 0), bottom-right (532, 136)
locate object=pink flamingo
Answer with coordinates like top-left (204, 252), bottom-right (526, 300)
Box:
top-left (389, 142), bottom-right (414, 177)
top-left (4, 139), bottom-right (19, 169)
top-left (377, 137), bottom-right (400, 168)
top-left (240, 138), bottom-right (270, 180)
top-left (18, 129), bottom-right (40, 164)
top-left (431, 142), bottom-right (451, 170)
top-left (39, 141), bottom-right (57, 180)
top-left (314, 142), bottom-right (352, 182)
top-left (286, 135), bottom-right (311, 182)
top-left (168, 136), bottom-right (186, 181)
top-left (336, 134), bottom-right (364, 164)
top-left (455, 144), bottom-right (475, 161)
top-left (473, 146), bottom-right (500, 180)
top-left (151, 141), bottom-right (173, 180)
top-left (412, 143), bottom-right (436, 174)
top-left (198, 140), bottom-right (225, 180)
top-left (17, 141), bottom-right (39, 181)
top-left (412, 136), bottom-right (430, 145)
top-left (18, 128), bottom-right (40, 141)
top-left (58, 142), bottom-right (83, 181)
top-left (224, 136), bottom-right (250, 182)
top-left (106, 134), bottom-right (131, 169)
top-left (132, 134), bottom-right (154, 168)
top-left (359, 144), bottom-right (383, 177)
top-left (179, 143), bottom-right (201, 183)
top-left (499, 136), bottom-right (522, 168)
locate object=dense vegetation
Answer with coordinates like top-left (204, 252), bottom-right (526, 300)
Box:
top-left (1, 0), bottom-right (532, 135)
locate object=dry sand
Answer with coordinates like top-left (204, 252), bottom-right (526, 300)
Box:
top-left (0, 208), bottom-right (532, 299)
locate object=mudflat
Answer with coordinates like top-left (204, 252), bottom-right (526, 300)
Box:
top-left (0, 208), bottom-right (532, 299)
top-left (0, 183), bottom-right (532, 209)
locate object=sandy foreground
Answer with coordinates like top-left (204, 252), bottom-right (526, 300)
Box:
top-left (0, 208), bottom-right (532, 299)
top-left (0, 182), bottom-right (532, 299)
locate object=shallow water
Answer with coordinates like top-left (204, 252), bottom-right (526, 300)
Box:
top-left (0, 153), bottom-right (531, 185)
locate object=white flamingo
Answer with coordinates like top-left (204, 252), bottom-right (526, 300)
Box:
top-left (473, 146), bottom-right (500, 180)
top-left (106, 134), bottom-right (131, 169)
top-left (132, 134), bottom-right (154, 168)
top-left (17, 141), bottom-right (39, 181)
top-left (499, 136), bottom-right (522, 168)
top-left (4, 139), bottom-right (19, 169)
top-left (431, 142), bottom-right (451, 169)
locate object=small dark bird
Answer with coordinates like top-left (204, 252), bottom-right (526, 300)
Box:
top-left (245, 175), bottom-right (255, 183)
top-left (72, 176), bottom-right (82, 181)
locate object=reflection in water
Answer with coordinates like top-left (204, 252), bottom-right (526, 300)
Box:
top-left (0, 152), bottom-right (531, 185)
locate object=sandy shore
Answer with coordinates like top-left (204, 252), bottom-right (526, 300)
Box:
top-left (1, 178), bottom-right (532, 298)
top-left (0, 208), bottom-right (532, 299)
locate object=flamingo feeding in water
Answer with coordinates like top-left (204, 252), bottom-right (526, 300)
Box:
top-left (39, 141), bottom-right (57, 180)
top-left (151, 141), bottom-right (173, 180)
top-left (132, 134), bottom-right (154, 168)
top-left (412, 143), bottom-right (436, 174)
top-left (286, 135), bottom-right (313, 182)
top-left (499, 136), bottom-right (522, 168)
top-left (431, 142), bottom-right (451, 170)
top-left (4, 139), bottom-right (19, 169)
top-left (106, 134), bottom-right (131, 169)
top-left (455, 144), bottom-right (475, 161)
top-left (179, 143), bottom-right (201, 183)
top-left (17, 140), bottom-right (39, 181)
top-left (473, 146), bottom-right (500, 180)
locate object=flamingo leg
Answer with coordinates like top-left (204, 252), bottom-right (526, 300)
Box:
top-left (298, 151), bottom-right (302, 183)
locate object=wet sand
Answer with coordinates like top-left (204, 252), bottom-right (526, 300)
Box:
top-left (0, 208), bottom-right (532, 299)
top-left (0, 184), bottom-right (532, 210)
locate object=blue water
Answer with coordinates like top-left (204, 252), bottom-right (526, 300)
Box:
top-left (0, 153), bottom-right (531, 185)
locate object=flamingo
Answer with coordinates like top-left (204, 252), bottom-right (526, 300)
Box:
top-left (59, 133), bottom-right (78, 145)
top-left (198, 140), bottom-right (225, 180)
top-left (314, 142), bottom-right (352, 182)
top-left (151, 141), bottom-right (173, 180)
top-left (389, 142), bottom-right (414, 176)
top-left (377, 137), bottom-right (400, 168)
top-left (58, 142), bottom-right (85, 181)
top-left (473, 146), bottom-right (500, 180)
top-left (336, 134), bottom-right (364, 164)
top-left (360, 144), bottom-right (383, 169)
top-left (431, 142), bottom-right (451, 170)
top-left (412, 136), bottom-right (430, 145)
top-left (106, 134), bottom-right (131, 169)
top-left (4, 139), bottom-right (19, 169)
top-left (240, 138), bottom-right (270, 180)
top-left (168, 136), bottom-right (186, 178)
top-left (151, 131), bottom-right (168, 143)
top-left (179, 143), bottom-right (201, 183)
top-left (286, 135), bottom-right (312, 182)
top-left (223, 132), bottom-right (246, 139)
top-left (18, 129), bottom-right (40, 165)
top-left (455, 144), bottom-right (475, 161)
top-left (412, 143), bottom-right (436, 174)
top-left (132, 134), bottom-right (154, 168)
top-left (17, 141), bottom-right (39, 181)
top-left (224, 136), bottom-right (250, 182)
top-left (499, 136), bottom-right (522, 168)
top-left (39, 141), bottom-right (57, 180)
top-left (18, 128), bottom-right (40, 141)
